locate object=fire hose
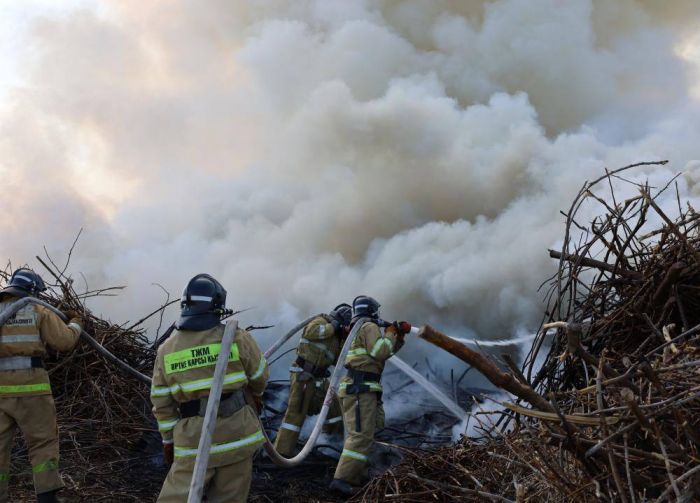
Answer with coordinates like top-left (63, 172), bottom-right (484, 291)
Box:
top-left (258, 317), bottom-right (370, 467)
top-left (263, 314), bottom-right (322, 360)
top-left (0, 297), bottom-right (151, 384)
top-left (0, 298), bottom-right (369, 468)
top-left (0, 299), bottom-right (464, 471)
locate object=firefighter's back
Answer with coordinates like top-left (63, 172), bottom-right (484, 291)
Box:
top-left (151, 274), bottom-right (268, 503)
top-left (0, 269), bottom-right (82, 503)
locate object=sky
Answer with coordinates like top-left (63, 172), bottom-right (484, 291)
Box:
top-left (1, 1), bottom-right (700, 383)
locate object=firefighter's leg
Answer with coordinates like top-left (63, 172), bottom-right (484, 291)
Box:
top-left (207, 455), bottom-right (253, 503)
top-left (157, 458), bottom-right (214, 503)
top-left (376, 397), bottom-right (385, 430)
top-left (0, 400), bottom-right (17, 503)
top-left (14, 395), bottom-right (63, 495)
top-left (321, 380), bottom-right (343, 434)
top-left (333, 393), bottom-right (378, 486)
top-left (274, 374), bottom-right (314, 457)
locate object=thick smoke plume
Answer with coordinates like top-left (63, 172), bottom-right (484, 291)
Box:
top-left (2, 1), bottom-right (700, 377)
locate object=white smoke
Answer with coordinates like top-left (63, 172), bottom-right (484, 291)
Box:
top-left (1, 1), bottom-right (700, 369)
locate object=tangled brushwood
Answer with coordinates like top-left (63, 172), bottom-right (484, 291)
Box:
top-left (0, 259), bottom-right (166, 502)
top-left (2, 161), bottom-right (699, 502)
top-left (356, 162), bottom-right (700, 502)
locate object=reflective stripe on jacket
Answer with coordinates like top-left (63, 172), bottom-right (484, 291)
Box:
top-left (338, 321), bottom-right (398, 397)
top-left (150, 324), bottom-right (269, 466)
top-left (0, 297), bottom-right (81, 398)
top-left (295, 315), bottom-right (341, 369)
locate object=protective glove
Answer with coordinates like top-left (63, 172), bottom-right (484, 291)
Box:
top-left (397, 321), bottom-right (412, 335)
top-left (163, 443), bottom-right (174, 466)
top-left (63, 310), bottom-right (83, 327)
top-left (390, 321), bottom-right (411, 352)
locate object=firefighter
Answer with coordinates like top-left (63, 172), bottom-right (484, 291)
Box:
top-left (330, 295), bottom-right (411, 496)
top-left (273, 304), bottom-right (352, 457)
top-left (0, 269), bottom-right (83, 503)
top-left (151, 274), bottom-right (269, 503)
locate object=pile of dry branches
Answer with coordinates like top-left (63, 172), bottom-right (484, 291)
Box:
top-left (1, 257), bottom-right (167, 501)
top-left (3, 161), bottom-right (699, 502)
top-left (356, 161), bottom-right (700, 502)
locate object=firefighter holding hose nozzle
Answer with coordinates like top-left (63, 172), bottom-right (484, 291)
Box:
top-left (150, 274), bottom-right (269, 503)
top-left (330, 295), bottom-right (412, 496)
top-left (0, 269), bottom-right (83, 503)
top-left (274, 303), bottom-right (352, 457)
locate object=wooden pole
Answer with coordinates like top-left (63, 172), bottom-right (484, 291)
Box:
top-left (418, 325), bottom-right (555, 413)
top-left (187, 319), bottom-right (238, 503)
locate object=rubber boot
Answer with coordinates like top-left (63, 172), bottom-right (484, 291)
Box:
top-left (37, 490), bottom-right (58, 503)
top-left (329, 479), bottom-right (357, 496)
top-left (37, 489), bottom-right (70, 503)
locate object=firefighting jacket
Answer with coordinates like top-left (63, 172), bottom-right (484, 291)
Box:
top-left (0, 296), bottom-right (82, 398)
top-left (150, 324), bottom-right (269, 467)
top-left (294, 315), bottom-right (341, 370)
top-left (337, 321), bottom-right (399, 397)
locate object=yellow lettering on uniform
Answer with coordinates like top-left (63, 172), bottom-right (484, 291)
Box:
top-left (164, 343), bottom-right (240, 374)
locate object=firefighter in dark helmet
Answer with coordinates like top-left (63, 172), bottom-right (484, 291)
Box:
top-left (273, 304), bottom-right (352, 457)
top-left (330, 295), bottom-right (411, 495)
top-left (151, 274), bottom-right (269, 503)
top-left (0, 269), bottom-right (83, 503)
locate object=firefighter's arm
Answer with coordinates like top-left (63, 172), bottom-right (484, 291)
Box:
top-left (239, 329), bottom-right (269, 397)
top-left (364, 323), bottom-right (397, 362)
top-left (391, 321), bottom-right (412, 352)
top-left (37, 305), bottom-right (81, 352)
top-left (301, 319), bottom-right (336, 367)
top-left (304, 318), bottom-right (336, 341)
top-left (150, 350), bottom-right (178, 445)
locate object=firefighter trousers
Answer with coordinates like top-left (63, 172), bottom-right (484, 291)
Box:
top-left (333, 392), bottom-right (384, 486)
top-left (274, 373), bottom-right (342, 457)
top-left (0, 395), bottom-right (62, 502)
top-left (157, 454), bottom-right (252, 503)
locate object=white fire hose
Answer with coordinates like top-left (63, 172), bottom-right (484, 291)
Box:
top-left (263, 314), bottom-right (322, 360)
top-left (259, 317), bottom-right (369, 467)
top-left (188, 320), bottom-right (238, 502)
top-left (259, 321), bottom-right (434, 467)
top-left (0, 298), bottom-right (366, 468)
top-left (0, 300), bottom-right (425, 473)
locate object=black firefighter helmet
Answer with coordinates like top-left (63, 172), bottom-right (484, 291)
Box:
top-left (0, 268), bottom-right (47, 300)
top-left (329, 303), bottom-right (352, 329)
top-left (176, 273), bottom-right (227, 331)
top-left (352, 295), bottom-right (380, 322)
